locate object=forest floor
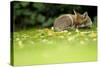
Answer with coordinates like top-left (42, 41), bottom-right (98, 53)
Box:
top-left (12, 24), bottom-right (97, 66)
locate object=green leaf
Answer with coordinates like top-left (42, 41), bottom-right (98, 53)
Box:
top-left (33, 3), bottom-right (45, 12)
top-left (42, 18), bottom-right (54, 27)
top-left (20, 2), bottom-right (29, 7)
top-left (37, 14), bottom-right (46, 23)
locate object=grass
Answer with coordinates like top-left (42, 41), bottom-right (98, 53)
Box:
top-left (12, 25), bottom-right (97, 66)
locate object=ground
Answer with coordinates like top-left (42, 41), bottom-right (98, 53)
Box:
top-left (12, 25), bottom-right (97, 66)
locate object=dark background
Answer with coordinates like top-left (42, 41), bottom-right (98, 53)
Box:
top-left (11, 1), bottom-right (97, 31)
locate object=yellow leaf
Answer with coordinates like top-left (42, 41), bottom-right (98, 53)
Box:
top-left (59, 36), bottom-right (64, 39)
top-left (89, 32), bottom-right (97, 38)
top-left (93, 38), bottom-right (97, 41)
top-left (80, 41), bottom-right (85, 44)
top-left (75, 29), bottom-right (79, 33)
top-left (18, 41), bottom-right (24, 48)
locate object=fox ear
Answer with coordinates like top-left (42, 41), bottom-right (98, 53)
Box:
top-left (73, 10), bottom-right (80, 16)
top-left (73, 9), bottom-right (77, 15)
top-left (83, 12), bottom-right (88, 18)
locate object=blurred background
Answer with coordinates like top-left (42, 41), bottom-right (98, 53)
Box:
top-left (11, 1), bottom-right (97, 31)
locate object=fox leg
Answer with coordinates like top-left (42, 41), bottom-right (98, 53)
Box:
top-left (74, 24), bottom-right (79, 29)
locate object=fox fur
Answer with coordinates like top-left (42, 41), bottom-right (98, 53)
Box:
top-left (53, 10), bottom-right (92, 31)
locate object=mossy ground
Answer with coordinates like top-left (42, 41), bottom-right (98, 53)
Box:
top-left (12, 24), bottom-right (97, 66)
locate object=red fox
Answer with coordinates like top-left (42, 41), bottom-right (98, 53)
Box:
top-left (53, 10), bottom-right (92, 31)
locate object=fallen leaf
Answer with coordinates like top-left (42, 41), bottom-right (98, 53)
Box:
top-left (18, 40), bottom-right (24, 48)
top-left (59, 36), bottom-right (64, 39)
top-left (80, 41), bottom-right (85, 44)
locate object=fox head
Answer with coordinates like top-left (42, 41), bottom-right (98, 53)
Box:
top-left (74, 10), bottom-right (89, 24)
